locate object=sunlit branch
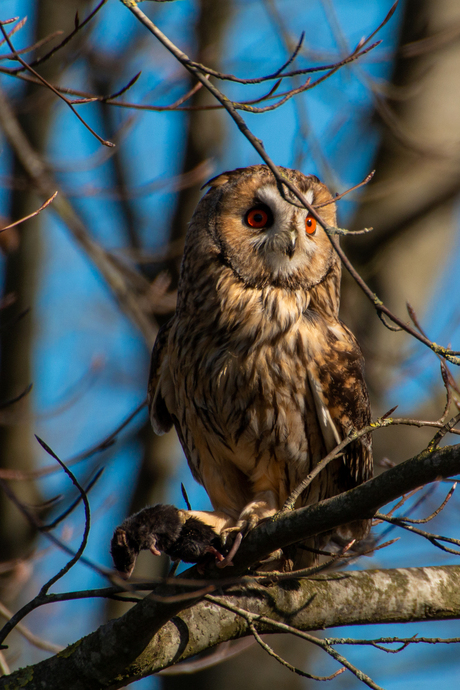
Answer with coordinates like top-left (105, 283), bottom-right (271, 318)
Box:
top-left (249, 620), bottom-right (345, 682)
top-left (70, 71), bottom-right (142, 104)
top-left (283, 412), bottom-right (460, 512)
top-left (0, 16), bottom-right (26, 47)
top-left (314, 170), bottom-right (375, 208)
top-left (375, 510), bottom-right (460, 556)
top-left (0, 191), bottom-right (57, 233)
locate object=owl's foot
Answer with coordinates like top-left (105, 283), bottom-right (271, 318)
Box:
top-left (216, 508), bottom-right (278, 569)
top-left (111, 504), bottom-right (224, 579)
top-left (215, 531), bottom-right (243, 568)
top-left (215, 520), bottom-right (255, 569)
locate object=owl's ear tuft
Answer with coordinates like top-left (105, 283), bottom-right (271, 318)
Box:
top-left (202, 166), bottom-right (253, 190)
top-left (201, 172), bottom-right (230, 190)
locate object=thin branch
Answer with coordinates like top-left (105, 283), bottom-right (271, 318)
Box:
top-left (0, 30), bottom-right (63, 61)
top-left (0, 383), bottom-right (32, 409)
top-left (249, 620), bottom-right (345, 681)
top-left (282, 412), bottom-right (459, 512)
top-left (439, 362), bottom-right (454, 423)
top-left (428, 411), bottom-right (460, 451)
top-left (375, 511), bottom-right (460, 556)
top-left (69, 71), bottom-right (142, 104)
top-left (399, 482), bottom-right (456, 524)
top-left (0, 84), bottom-right (158, 345)
top-left (43, 468), bottom-right (104, 531)
top-left (0, 22), bottom-right (114, 147)
top-left (33, 437), bottom-right (91, 594)
top-left (314, 170), bottom-right (375, 208)
top-left (0, 601), bottom-right (63, 654)
top-left (7, 1), bottom-right (108, 74)
top-left (0, 438), bottom-right (94, 646)
top-left (0, 17), bottom-right (27, 47)
top-left (0, 191), bottom-right (57, 232)
top-left (207, 595), bottom-right (384, 690)
top-left (325, 635), bottom-right (460, 648)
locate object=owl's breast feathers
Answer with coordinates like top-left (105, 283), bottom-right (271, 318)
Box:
top-left (148, 257), bottom-right (372, 516)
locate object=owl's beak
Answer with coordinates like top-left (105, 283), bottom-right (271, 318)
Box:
top-left (284, 233), bottom-right (297, 259)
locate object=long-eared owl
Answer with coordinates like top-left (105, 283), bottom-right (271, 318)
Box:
top-left (111, 165), bottom-right (372, 577)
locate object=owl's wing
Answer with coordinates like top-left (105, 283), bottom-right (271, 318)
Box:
top-left (148, 319), bottom-right (174, 435)
top-left (307, 325), bottom-right (372, 486)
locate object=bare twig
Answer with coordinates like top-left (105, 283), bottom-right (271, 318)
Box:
top-left (33, 437), bottom-right (91, 594)
top-left (0, 191), bottom-right (57, 232)
top-left (0, 438), bottom-right (94, 646)
top-left (249, 620), bottom-right (345, 681)
top-left (325, 635), bottom-right (460, 648)
top-left (428, 411), bottom-right (460, 451)
top-left (207, 595), bottom-right (384, 690)
top-left (70, 71), bottom-right (142, 104)
top-left (0, 22), bottom-right (114, 148)
top-left (399, 482), bottom-right (457, 524)
top-left (7, 1), bottom-right (108, 74)
top-left (375, 511), bottom-right (460, 556)
top-left (314, 170), bottom-right (375, 208)
top-left (0, 17), bottom-right (27, 47)
top-left (283, 412), bottom-right (460, 513)
top-left (44, 468), bottom-right (104, 531)
top-left (0, 383), bottom-right (32, 410)
top-left (0, 30), bottom-right (63, 61)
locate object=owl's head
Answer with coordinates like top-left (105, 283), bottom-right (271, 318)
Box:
top-left (189, 165), bottom-right (339, 292)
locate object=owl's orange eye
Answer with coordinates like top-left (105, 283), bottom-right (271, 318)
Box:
top-left (245, 205), bottom-right (273, 229)
top-left (305, 215), bottom-right (317, 235)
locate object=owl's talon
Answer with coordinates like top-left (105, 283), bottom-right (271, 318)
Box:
top-left (216, 531), bottom-right (243, 568)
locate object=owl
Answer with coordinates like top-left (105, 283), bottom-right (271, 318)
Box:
top-left (111, 165), bottom-right (372, 577)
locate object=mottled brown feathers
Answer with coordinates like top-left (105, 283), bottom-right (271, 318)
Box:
top-left (145, 164), bottom-right (372, 566)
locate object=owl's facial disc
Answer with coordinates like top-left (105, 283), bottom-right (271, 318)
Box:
top-left (207, 170), bottom-right (336, 291)
top-left (245, 184), bottom-right (317, 276)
